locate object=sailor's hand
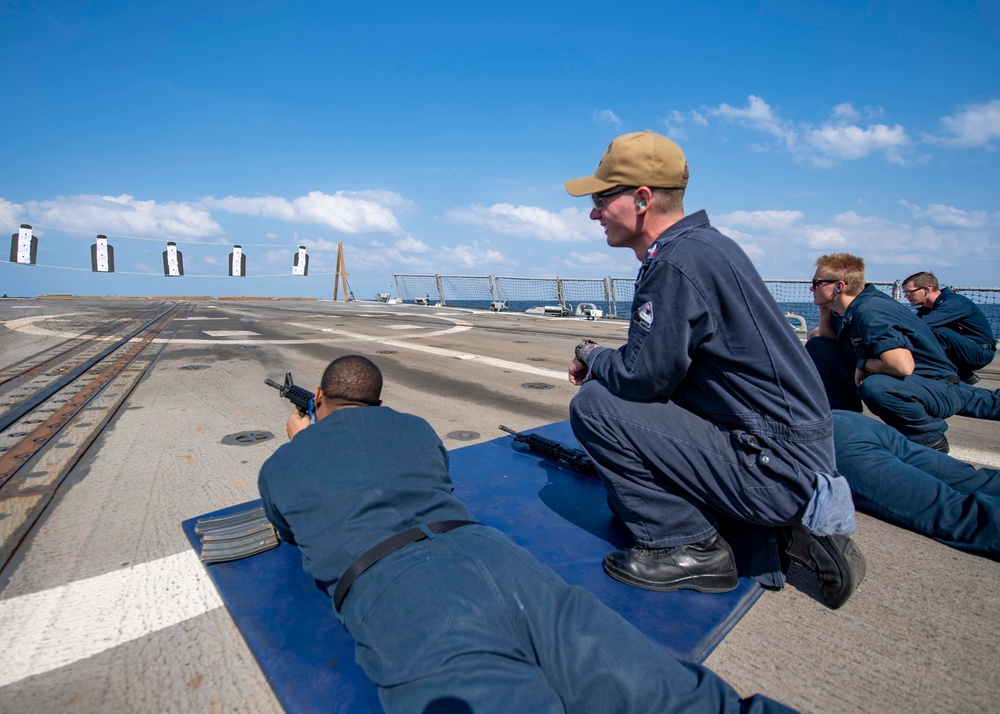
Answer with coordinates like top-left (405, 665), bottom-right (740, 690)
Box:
top-left (286, 409), bottom-right (311, 440)
top-left (569, 356), bottom-right (589, 386)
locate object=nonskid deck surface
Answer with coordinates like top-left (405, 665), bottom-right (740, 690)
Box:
top-left (0, 298), bottom-right (998, 713)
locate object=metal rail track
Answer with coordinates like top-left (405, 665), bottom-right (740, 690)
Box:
top-left (0, 316), bottom-right (142, 388)
top-left (0, 302), bottom-right (192, 577)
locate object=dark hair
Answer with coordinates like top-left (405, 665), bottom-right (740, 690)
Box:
top-left (902, 271), bottom-right (939, 291)
top-left (320, 355), bottom-right (382, 407)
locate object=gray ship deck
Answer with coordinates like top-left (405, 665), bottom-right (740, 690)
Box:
top-left (0, 297), bottom-right (998, 713)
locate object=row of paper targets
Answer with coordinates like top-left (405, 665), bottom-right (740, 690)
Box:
top-left (9, 224), bottom-right (310, 277)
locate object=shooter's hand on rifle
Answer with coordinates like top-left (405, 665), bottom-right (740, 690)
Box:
top-left (286, 410), bottom-right (311, 441)
top-left (265, 372), bottom-right (317, 439)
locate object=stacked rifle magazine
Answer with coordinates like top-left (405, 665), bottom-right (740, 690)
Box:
top-left (195, 505), bottom-right (280, 563)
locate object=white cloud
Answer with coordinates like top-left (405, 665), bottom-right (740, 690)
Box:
top-left (802, 226), bottom-right (850, 249)
top-left (832, 103), bottom-right (860, 122)
top-left (5, 194), bottom-right (222, 238)
top-left (702, 95), bottom-right (913, 166)
top-left (593, 109), bottom-right (623, 128)
top-left (566, 251), bottom-right (613, 266)
top-left (440, 241), bottom-right (510, 269)
top-left (935, 99), bottom-right (1000, 148)
top-left (832, 211), bottom-right (890, 228)
top-left (0, 198), bottom-right (23, 225)
top-left (708, 95), bottom-right (797, 150)
top-left (716, 210), bottom-right (804, 230)
top-left (805, 122), bottom-right (909, 164)
top-left (202, 190), bottom-right (415, 235)
top-left (395, 236), bottom-right (431, 254)
top-left (661, 110), bottom-right (689, 140)
top-left (899, 200), bottom-right (990, 229)
top-left (443, 203), bottom-right (601, 242)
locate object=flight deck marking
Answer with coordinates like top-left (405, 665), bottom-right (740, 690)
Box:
top-left (293, 321), bottom-right (567, 380)
top-left (0, 550), bottom-right (221, 687)
top-left (4, 311), bottom-right (562, 379)
top-left (202, 330), bottom-right (262, 337)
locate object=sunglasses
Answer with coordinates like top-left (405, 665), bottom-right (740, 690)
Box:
top-left (591, 186), bottom-right (636, 210)
top-left (810, 279), bottom-right (840, 289)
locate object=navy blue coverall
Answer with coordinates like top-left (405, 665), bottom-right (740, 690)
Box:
top-left (258, 405), bottom-right (792, 713)
top-left (805, 285), bottom-right (967, 446)
top-left (916, 287), bottom-right (996, 377)
top-left (570, 211), bottom-right (855, 590)
top-left (833, 411), bottom-right (1000, 559)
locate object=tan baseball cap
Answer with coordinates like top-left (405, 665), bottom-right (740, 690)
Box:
top-left (565, 130), bottom-right (689, 196)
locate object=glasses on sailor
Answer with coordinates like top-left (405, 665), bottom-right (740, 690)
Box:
top-left (591, 186), bottom-right (636, 210)
top-left (810, 278), bottom-right (840, 289)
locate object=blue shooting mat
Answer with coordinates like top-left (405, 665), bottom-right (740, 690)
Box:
top-left (182, 421), bottom-right (762, 713)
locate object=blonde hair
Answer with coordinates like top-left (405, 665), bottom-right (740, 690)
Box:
top-left (815, 253), bottom-right (864, 296)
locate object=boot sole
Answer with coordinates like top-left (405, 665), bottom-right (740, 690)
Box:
top-left (787, 537), bottom-right (866, 609)
top-left (602, 561), bottom-right (739, 594)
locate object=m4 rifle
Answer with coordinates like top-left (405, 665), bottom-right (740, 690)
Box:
top-left (499, 425), bottom-right (596, 477)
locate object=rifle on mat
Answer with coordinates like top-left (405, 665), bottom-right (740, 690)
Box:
top-left (499, 425), bottom-right (596, 477)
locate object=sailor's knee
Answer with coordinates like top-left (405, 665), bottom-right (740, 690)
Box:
top-left (857, 375), bottom-right (890, 403)
top-left (570, 381), bottom-right (612, 437)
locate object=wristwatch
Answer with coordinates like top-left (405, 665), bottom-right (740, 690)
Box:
top-left (575, 339), bottom-right (599, 364)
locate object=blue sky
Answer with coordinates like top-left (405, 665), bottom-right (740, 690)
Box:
top-left (2, 1), bottom-right (998, 300)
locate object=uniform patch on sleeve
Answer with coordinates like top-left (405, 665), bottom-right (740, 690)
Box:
top-left (634, 301), bottom-right (654, 329)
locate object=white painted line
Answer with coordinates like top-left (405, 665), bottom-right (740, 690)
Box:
top-left (202, 330), bottom-right (261, 337)
top-left (299, 322), bottom-right (568, 380)
top-left (182, 317), bottom-right (227, 320)
top-left (384, 325), bottom-right (424, 330)
top-left (950, 446), bottom-right (1000, 468)
top-left (1, 313), bottom-right (87, 331)
top-left (0, 550), bottom-right (222, 687)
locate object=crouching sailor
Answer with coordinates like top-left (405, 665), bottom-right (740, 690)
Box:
top-left (258, 355), bottom-right (795, 713)
top-left (564, 130), bottom-right (865, 608)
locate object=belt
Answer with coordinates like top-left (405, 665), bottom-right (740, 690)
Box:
top-left (944, 375), bottom-right (960, 385)
top-left (333, 519), bottom-right (478, 611)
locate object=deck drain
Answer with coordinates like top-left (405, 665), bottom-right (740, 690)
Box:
top-left (446, 430), bottom-right (480, 441)
top-left (221, 430), bottom-right (276, 446)
top-left (376, 350), bottom-right (398, 354)
top-left (522, 382), bottom-right (554, 390)
top-left (239, 345), bottom-right (259, 350)
top-left (180, 364), bottom-right (210, 370)
top-left (513, 340), bottom-right (530, 344)
top-left (526, 357), bottom-right (546, 362)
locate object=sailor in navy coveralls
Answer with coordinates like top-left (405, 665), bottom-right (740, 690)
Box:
top-left (804, 253), bottom-right (1000, 454)
top-left (259, 355), bottom-right (794, 714)
top-left (902, 271), bottom-right (996, 384)
top-left (564, 131), bottom-right (865, 609)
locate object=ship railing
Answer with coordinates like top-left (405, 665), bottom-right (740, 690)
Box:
top-left (391, 274), bottom-right (1000, 335)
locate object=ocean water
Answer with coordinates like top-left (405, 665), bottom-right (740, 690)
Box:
top-left (424, 298), bottom-right (1000, 334)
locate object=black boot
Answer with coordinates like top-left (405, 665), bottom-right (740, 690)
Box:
top-left (603, 532), bottom-right (739, 593)
top-left (785, 526), bottom-right (866, 609)
top-left (925, 434), bottom-right (950, 453)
